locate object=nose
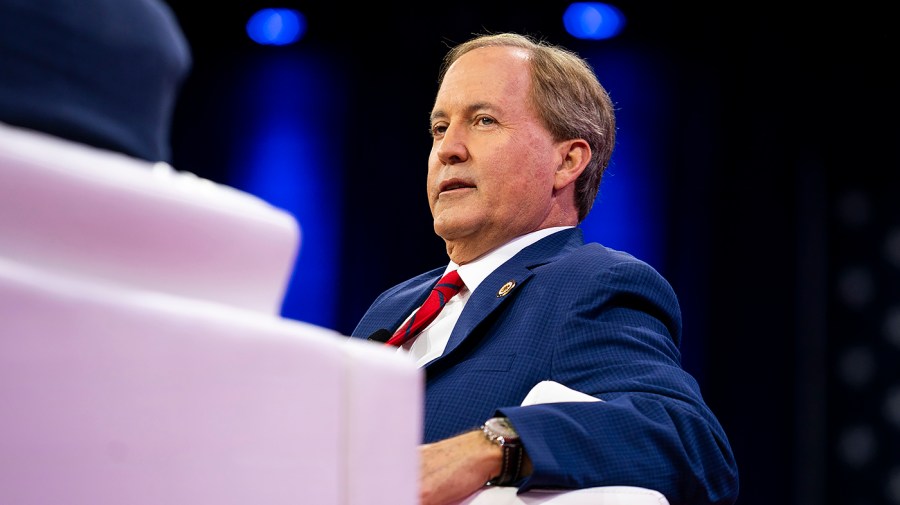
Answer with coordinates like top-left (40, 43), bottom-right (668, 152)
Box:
top-left (434, 124), bottom-right (469, 165)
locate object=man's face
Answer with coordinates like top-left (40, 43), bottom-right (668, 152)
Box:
top-left (427, 45), bottom-right (565, 264)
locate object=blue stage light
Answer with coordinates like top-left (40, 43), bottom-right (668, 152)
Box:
top-left (246, 8), bottom-right (306, 46)
top-left (227, 55), bottom-right (346, 329)
top-left (563, 2), bottom-right (625, 40)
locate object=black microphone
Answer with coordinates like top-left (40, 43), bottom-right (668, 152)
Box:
top-left (367, 328), bottom-right (392, 343)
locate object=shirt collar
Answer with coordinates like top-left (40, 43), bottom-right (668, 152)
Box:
top-left (445, 226), bottom-right (573, 294)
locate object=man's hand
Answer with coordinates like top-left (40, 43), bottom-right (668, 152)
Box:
top-left (418, 429), bottom-right (501, 505)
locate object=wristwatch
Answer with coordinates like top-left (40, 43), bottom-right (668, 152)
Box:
top-left (481, 416), bottom-right (524, 486)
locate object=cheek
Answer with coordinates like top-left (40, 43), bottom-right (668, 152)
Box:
top-left (428, 145), bottom-right (440, 166)
top-left (426, 153), bottom-right (441, 189)
top-left (492, 142), bottom-right (553, 189)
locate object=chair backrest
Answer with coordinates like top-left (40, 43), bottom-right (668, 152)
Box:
top-left (0, 121), bottom-right (299, 315)
top-left (0, 122), bottom-right (422, 505)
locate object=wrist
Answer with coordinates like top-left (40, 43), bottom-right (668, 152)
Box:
top-left (480, 417), bottom-right (524, 486)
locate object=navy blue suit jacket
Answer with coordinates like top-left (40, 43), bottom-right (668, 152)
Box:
top-left (352, 228), bottom-right (738, 505)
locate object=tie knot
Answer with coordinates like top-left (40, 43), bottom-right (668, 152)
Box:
top-left (434, 269), bottom-right (463, 298)
top-left (384, 269), bottom-right (464, 347)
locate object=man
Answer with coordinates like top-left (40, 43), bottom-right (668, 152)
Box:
top-left (352, 33), bottom-right (739, 505)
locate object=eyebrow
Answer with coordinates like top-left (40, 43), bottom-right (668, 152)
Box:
top-left (430, 102), bottom-right (495, 123)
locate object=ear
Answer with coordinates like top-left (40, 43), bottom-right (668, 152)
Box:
top-left (553, 139), bottom-right (590, 191)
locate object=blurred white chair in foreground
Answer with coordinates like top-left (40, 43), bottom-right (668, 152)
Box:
top-left (0, 121), bottom-right (420, 505)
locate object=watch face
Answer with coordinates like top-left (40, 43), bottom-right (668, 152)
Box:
top-left (486, 417), bottom-right (518, 439)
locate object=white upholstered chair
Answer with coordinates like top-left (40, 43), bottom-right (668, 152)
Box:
top-left (0, 121), bottom-right (420, 505)
top-left (459, 487), bottom-right (669, 505)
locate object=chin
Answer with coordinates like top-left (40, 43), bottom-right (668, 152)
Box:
top-left (433, 209), bottom-right (486, 237)
top-left (433, 222), bottom-right (472, 242)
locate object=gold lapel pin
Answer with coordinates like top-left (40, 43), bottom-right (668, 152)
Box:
top-left (497, 280), bottom-right (516, 297)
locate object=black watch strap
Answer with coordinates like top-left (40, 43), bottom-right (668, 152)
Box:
top-left (481, 418), bottom-right (524, 486)
top-left (489, 440), bottom-right (523, 486)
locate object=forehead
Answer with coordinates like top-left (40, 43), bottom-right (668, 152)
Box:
top-left (433, 46), bottom-right (533, 114)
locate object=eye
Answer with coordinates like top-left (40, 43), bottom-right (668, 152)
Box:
top-left (430, 122), bottom-right (448, 138)
top-left (476, 115), bottom-right (495, 126)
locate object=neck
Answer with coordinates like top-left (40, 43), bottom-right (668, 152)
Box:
top-left (444, 239), bottom-right (491, 266)
top-left (441, 204), bottom-right (579, 265)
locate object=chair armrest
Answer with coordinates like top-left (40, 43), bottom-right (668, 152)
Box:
top-left (457, 485), bottom-right (670, 504)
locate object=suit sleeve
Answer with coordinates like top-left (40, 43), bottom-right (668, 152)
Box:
top-left (496, 259), bottom-right (739, 505)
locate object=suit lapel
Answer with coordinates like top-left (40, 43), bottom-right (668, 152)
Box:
top-left (371, 267), bottom-right (444, 338)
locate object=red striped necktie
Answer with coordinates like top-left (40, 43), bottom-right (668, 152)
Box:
top-left (384, 270), bottom-right (464, 347)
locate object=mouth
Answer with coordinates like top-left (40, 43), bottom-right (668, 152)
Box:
top-left (438, 178), bottom-right (475, 194)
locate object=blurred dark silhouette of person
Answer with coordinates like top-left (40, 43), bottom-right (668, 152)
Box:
top-left (0, 0), bottom-right (191, 163)
top-left (352, 32), bottom-right (739, 505)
